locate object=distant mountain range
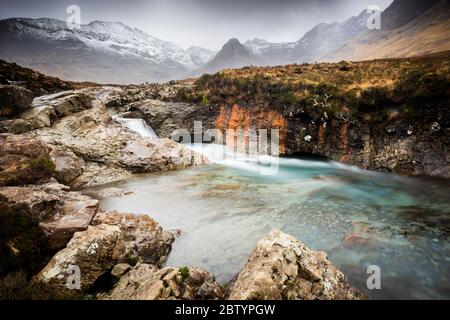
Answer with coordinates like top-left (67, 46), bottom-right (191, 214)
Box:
top-left (0, 18), bottom-right (216, 84)
top-left (0, 0), bottom-right (448, 84)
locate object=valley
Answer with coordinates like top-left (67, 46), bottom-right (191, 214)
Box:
top-left (0, 0), bottom-right (449, 302)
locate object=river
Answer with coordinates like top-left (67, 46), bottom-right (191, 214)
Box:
top-left (86, 143), bottom-right (450, 299)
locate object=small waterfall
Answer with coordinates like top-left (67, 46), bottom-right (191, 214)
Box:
top-left (113, 116), bottom-right (158, 138)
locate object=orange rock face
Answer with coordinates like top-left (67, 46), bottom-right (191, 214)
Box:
top-left (215, 105), bottom-right (287, 154)
top-left (318, 124), bottom-right (326, 147)
top-left (339, 122), bottom-right (351, 163)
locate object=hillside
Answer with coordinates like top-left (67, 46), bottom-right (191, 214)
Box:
top-left (0, 59), bottom-right (96, 96)
top-left (326, 0), bottom-right (450, 60)
top-left (172, 51), bottom-right (450, 177)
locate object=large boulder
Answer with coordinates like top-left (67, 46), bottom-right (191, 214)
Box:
top-left (49, 146), bottom-right (85, 185)
top-left (0, 133), bottom-right (50, 159)
top-left (0, 134), bottom-right (55, 186)
top-left (0, 182), bottom-right (98, 249)
top-left (228, 230), bottom-right (363, 300)
top-left (0, 186), bottom-right (61, 222)
top-left (32, 91), bottom-right (94, 118)
top-left (0, 85), bottom-right (33, 118)
top-left (36, 211), bottom-right (176, 293)
top-left (36, 223), bottom-right (124, 292)
top-left (118, 138), bottom-right (206, 173)
top-left (20, 105), bottom-right (57, 129)
top-left (101, 264), bottom-right (224, 300)
top-left (39, 190), bottom-right (99, 250)
top-left (91, 211), bottom-right (175, 266)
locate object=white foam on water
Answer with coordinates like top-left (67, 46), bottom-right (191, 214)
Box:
top-left (184, 143), bottom-right (364, 176)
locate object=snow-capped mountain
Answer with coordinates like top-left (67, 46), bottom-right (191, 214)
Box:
top-left (211, 0), bottom-right (450, 71)
top-left (241, 10), bottom-right (371, 65)
top-left (201, 10), bottom-right (372, 74)
top-left (289, 10), bottom-right (371, 63)
top-left (1, 0), bottom-right (447, 83)
top-left (186, 46), bottom-right (216, 67)
top-left (0, 18), bottom-right (212, 84)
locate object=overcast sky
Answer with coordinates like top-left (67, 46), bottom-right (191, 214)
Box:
top-left (0, 0), bottom-right (393, 50)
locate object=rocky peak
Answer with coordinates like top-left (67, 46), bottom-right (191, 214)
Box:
top-left (221, 38), bottom-right (247, 53)
top-left (201, 38), bottom-right (265, 74)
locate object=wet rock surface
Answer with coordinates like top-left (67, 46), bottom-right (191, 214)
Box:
top-left (35, 211), bottom-right (176, 293)
top-left (0, 134), bottom-right (55, 186)
top-left (32, 91), bottom-right (94, 118)
top-left (228, 230), bottom-right (363, 300)
top-left (21, 89), bottom-right (206, 188)
top-left (0, 182), bottom-right (99, 250)
top-left (101, 264), bottom-right (224, 300)
top-left (49, 146), bottom-right (85, 185)
top-left (106, 86), bottom-right (450, 179)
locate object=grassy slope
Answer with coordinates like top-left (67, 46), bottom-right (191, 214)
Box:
top-left (325, 1), bottom-right (450, 61)
top-left (176, 51), bottom-right (450, 124)
top-left (0, 59), bottom-right (98, 96)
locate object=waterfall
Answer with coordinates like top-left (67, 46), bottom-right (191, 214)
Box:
top-left (113, 116), bottom-right (158, 138)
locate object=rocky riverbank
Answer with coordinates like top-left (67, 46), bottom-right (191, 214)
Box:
top-left (1, 179), bottom-right (363, 300)
top-left (0, 57), bottom-right (447, 300)
top-left (103, 53), bottom-right (450, 179)
top-left (0, 64), bottom-right (361, 300)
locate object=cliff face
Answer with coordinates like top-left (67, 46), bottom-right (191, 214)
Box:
top-left (120, 52), bottom-right (449, 179)
top-left (214, 105), bottom-right (287, 154)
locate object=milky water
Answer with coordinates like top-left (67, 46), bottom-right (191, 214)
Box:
top-left (88, 144), bottom-right (450, 300)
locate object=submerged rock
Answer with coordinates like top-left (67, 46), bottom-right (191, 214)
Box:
top-left (228, 230), bottom-right (363, 300)
top-left (83, 187), bottom-right (134, 199)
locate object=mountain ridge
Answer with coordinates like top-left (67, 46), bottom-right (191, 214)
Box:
top-left (0, 0), bottom-right (448, 83)
top-left (0, 17), bottom-right (215, 84)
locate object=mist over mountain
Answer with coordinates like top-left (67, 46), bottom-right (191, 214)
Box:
top-left (200, 38), bottom-right (265, 74)
top-left (0, 18), bottom-right (214, 84)
top-left (204, 0), bottom-right (450, 72)
top-left (240, 9), bottom-right (371, 65)
top-left (0, 0), bottom-right (448, 83)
